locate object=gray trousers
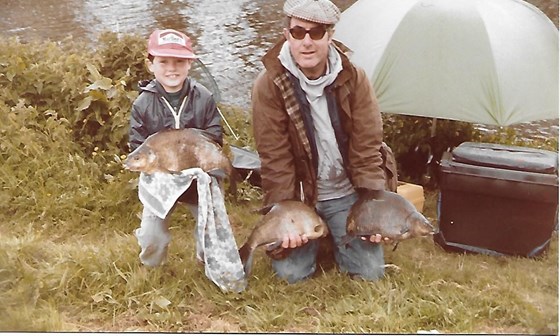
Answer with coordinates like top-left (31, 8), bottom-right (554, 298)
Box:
top-left (134, 203), bottom-right (198, 267)
top-left (271, 192), bottom-right (385, 283)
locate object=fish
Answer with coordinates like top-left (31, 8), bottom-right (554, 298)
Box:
top-left (238, 200), bottom-right (329, 276)
top-left (340, 190), bottom-right (436, 249)
top-left (124, 128), bottom-right (233, 176)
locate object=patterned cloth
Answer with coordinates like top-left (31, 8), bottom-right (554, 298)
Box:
top-left (139, 169), bottom-right (247, 292)
top-left (283, 0), bottom-right (341, 24)
top-left (272, 73), bottom-right (313, 162)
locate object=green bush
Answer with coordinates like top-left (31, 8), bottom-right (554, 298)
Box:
top-left (0, 31), bottom-right (557, 227)
top-left (383, 114), bottom-right (477, 186)
top-left (0, 100), bottom-right (138, 233)
top-left (0, 33), bottom-right (148, 156)
top-left (383, 113), bottom-right (558, 187)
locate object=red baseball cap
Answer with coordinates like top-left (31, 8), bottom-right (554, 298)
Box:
top-left (147, 29), bottom-right (198, 59)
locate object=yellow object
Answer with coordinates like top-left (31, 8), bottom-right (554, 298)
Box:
top-left (397, 182), bottom-right (425, 212)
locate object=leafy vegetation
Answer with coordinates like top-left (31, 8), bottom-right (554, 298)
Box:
top-left (0, 32), bottom-right (557, 333)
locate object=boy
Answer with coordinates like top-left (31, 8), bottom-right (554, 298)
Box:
top-left (129, 28), bottom-right (223, 267)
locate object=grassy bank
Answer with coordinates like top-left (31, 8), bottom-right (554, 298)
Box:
top-left (0, 21), bottom-right (558, 333)
top-left (0, 184), bottom-right (558, 333)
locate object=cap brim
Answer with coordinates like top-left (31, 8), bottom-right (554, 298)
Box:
top-left (149, 49), bottom-right (199, 59)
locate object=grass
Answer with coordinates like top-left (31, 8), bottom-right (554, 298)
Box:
top-left (0, 187), bottom-right (557, 333)
top-left (0, 26), bottom-right (557, 333)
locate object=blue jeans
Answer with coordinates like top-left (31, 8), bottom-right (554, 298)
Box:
top-left (271, 193), bottom-right (385, 283)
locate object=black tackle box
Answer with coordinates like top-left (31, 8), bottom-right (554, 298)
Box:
top-left (434, 142), bottom-right (559, 257)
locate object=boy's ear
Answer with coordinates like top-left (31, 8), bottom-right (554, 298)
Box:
top-left (145, 58), bottom-right (154, 73)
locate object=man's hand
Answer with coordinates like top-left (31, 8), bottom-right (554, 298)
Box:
top-left (281, 232), bottom-right (309, 249)
top-left (265, 233), bottom-right (309, 260)
top-left (361, 234), bottom-right (393, 244)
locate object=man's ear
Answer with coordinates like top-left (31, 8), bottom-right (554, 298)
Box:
top-left (283, 28), bottom-right (290, 40)
top-left (328, 28), bottom-right (335, 42)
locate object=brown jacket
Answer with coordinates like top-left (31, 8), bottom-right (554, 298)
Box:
top-left (251, 38), bottom-right (389, 207)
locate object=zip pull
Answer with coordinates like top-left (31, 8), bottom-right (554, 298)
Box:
top-left (299, 181), bottom-right (305, 203)
top-left (161, 96), bottom-right (189, 129)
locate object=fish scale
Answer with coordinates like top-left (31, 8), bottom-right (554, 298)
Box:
top-left (124, 128), bottom-right (238, 197)
top-left (124, 128), bottom-right (233, 176)
top-left (238, 200), bottom-right (329, 278)
top-left (340, 190), bottom-right (436, 246)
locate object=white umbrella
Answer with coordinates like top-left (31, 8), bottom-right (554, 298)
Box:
top-left (334, 0), bottom-right (559, 126)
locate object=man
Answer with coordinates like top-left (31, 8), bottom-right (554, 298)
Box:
top-left (251, 0), bottom-right (396, 283)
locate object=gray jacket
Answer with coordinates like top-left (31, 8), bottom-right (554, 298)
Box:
top-left (128, 78), bottom-right (222, 151)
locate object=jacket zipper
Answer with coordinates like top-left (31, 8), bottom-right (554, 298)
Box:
top-left (161, 95), bottom-right (189, 129)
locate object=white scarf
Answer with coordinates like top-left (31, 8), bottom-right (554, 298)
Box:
top-left (278, 41), bottom-right (342, 98)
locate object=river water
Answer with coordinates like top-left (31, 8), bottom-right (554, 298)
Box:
top-left (1, 0), bottom-right (558, 140)
top-left (1, 0), bottom-right (355, 109)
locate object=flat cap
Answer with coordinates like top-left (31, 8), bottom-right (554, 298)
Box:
top-left (283, 0), bottom-right (341, 25)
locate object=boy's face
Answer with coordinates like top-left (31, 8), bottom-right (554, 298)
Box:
top-left (147, 56), bottom-right (193, 93)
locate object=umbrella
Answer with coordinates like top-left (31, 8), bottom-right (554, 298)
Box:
top-left (333, 0), bottom-right (559, 126)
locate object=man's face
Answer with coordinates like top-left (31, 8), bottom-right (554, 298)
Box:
top-left (147, 56), bottom-right (193, 93)
top-left (283, 17), bottom-right (333, 79)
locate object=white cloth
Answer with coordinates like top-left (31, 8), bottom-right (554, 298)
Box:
top-left (137, 168), bottom-right (247, 292)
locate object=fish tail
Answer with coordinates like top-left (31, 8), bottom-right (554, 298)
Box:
top-left (238, 243), bottom-right (255, 277)
top-left (207, 168), bottom-right (227, 180)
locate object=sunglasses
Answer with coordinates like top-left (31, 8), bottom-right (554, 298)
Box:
top-left (288, 25), bottom-right (328, 40)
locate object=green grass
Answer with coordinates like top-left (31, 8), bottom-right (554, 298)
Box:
top-left (0, 30), bottom-right (557, 333)
top-left (0, 188), bottom-right (557, 333)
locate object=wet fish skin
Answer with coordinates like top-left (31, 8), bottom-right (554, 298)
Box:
top-left (238, 200), bottom-right (329, 276)
top-left (124, 128), bottom-right (233, 176)
top-left (340, 190), bottom-right (435, 246)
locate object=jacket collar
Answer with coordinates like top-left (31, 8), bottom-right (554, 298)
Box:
top-left (139, 78), bottom-right (193, 99)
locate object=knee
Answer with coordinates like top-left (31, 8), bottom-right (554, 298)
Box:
top-left (350, 264), bottom-right (385, 281)
top-left (134, 220), bottom-right (171, 267)
top-left (272, 259), bottom-right (316, 284)
top-left (138, 243), bottom-right (169, 267)
top-left (336, 240), bottom-right (386, 281)
top-left (135, 223), bottom-right (171, 246)
top-left (271, 242), bottom-right (318, 284)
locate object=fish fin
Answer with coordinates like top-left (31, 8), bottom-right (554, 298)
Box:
top-left (207, 168), bottom-right (227, 180)
top-left (264, 241), bottom-right (282, 251)
top-left (255, 204), bottom-right (275, 215)
top-left (164, 168), bottom-right (182, 174)
top-left (392, 241), bottom-right (400, 252)
top-left (238, 243), bottom-right (255, 277)
top-left (338, 235), bottom-right (355, 247)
